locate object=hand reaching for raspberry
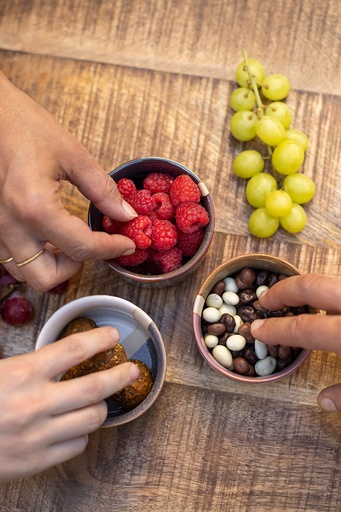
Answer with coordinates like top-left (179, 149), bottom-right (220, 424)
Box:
top-left (0, 71), bottom-right (137, 292)
top-left (0, 327), bottom-right (140, 482)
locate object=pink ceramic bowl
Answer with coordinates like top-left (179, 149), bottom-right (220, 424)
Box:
top-left (193, 253), bottom-right (313, 383)
top-left (88, 157), bottom-right (215, 287)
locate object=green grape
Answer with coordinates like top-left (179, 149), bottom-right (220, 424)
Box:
top-left (230, 87), bottom-right (256, 111)
top-left (283, 174), bottom-right (316, 204)
top-left (245, 173), bottom-right (277, 208)
top-left (255, 115), bottom-right (287, 146)
top-left (236, 58), bottom-right (265, 88)
top-left (280, 203), bottom-right (307, 233)
top-left (272, 140), bottom-right (305, 174)
top-left (233, 150), bottom-right (264, 179)
top-left (285, 129), bottom-right (309, 151)
top-left (230, 111), bottom-right (258, 141)
top-left (261, 74), bottom-right (291, 100)
top-left (265, 101), bottom-right (292, 129)
top-left (249, 207), bottom-right (279, 238)
top-left (265, 190), bottom-right (292, 217)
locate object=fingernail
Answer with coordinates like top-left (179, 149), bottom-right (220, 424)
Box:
top-left (122, 199), bottom-right (138, 217)
top-left (122, 247), bottom-right (135, 256)
top-left (251, 319), bottom-right (264, 332)
top-left (108, 327), bottom-right (120, 341)
top-left (319, 397), bottom-right (338, 412)
top-left (259, 289), bottom-right (268, 299)
top-left (129, 363), bottom-right (140, 382)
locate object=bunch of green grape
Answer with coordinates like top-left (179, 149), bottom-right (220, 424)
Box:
top-left (229, 53), bottom-right (316, 238)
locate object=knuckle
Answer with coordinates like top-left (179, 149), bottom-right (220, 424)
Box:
top-left (82, 375), bottom-right (105, 403)
top-left (63, 335), bottom-right (89, 363)
top-left (85, 403), bottom-right (107, 432)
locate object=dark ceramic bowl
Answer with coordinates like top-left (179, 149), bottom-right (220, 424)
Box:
top-left (193, 253), bottom-right (313, 383)
top-left (36, 295), bottom-right (167, 427)
top-left (88, 157), bottom-right (215, 287)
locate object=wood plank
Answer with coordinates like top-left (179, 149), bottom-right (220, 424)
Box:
top-left (1, 50), bottom-right (340, 250)
top-left (0, 382), bottom-right (340, 512)
top-left (0, 0), bottom-right (340, 95)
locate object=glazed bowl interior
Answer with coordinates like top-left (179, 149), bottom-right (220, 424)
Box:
top-left (193, 253), bottom-right (312, 383)
top-left (36, 295), bottom-right (167, 427)
top-left (88, 157), bottom-right (215, 287)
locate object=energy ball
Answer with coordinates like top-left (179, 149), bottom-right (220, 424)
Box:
top-left (59, 317), bottom-right (98, 337)
top-left (111, 359), bottom-right (153, 409)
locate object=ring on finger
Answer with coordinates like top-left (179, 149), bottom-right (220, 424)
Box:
top-left (0, 256), bottom-right (14, 264)
top-left (16, 248), bottom-right (45, 268)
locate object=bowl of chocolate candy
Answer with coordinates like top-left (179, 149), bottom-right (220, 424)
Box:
top-left (36, 295), bottom-right (167, 426)
top-left (88, 157), bottom-right (215, 287)
top-left (193, 254), bottom-right (313, 383)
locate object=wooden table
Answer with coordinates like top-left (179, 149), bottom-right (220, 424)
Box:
top-left (1, 1), bottom-right (341, 510)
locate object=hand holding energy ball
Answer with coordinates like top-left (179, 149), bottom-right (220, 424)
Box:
top-left (0, 71), bottom-right (137, 292)
top-left (0, 326), bottom-right (140, 483)
top-left (251, 273), bottom-right (341, 413)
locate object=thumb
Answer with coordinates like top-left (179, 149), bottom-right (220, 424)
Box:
top-left (317, 383), bottom-right (341, 413)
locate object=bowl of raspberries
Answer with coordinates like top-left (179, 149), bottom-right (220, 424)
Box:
top-left (88, 157), bottom-right (215, 287)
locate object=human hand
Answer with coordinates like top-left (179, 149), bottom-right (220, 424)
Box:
top-left (0, 326), bottom-right (139, 482)
top-left (0, 71), bottom-right (137, 292)
top-left (250, 273), bottom-right (341, 412)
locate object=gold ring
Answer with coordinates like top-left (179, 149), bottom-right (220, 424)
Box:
top-left (0, 256), bottom-right (14, 264)
top-left (16, 248), bottom-right (45, 268)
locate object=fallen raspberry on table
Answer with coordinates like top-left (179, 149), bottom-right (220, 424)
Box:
top-left (115, 248), bottom-right (150, 267)
top-left (170, 175), bottom-right (201, 206)
top-left (119, 215), bottom-right (152, 249)
top-left (152, 247), bottom-right (183, 273)
top-left (128, 189), bottom-right (156, 216)
top-left (143, 172), bottom-right (174, 194)
top-left (117, 178), bottom-right (136, 200)
top-left (153, 192), bottom-right (176, 220)
top-left (175, 202), bottom-right (209, 234)
top-left (151, 219), bottom-right (178, 251)
top-left (102, 215), bottom-right (122, 234)
top-left (176, 227), bottom-right (205, 257)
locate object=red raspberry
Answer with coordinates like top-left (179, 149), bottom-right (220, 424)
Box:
top-left (102, 215), bottom-right (122, 234)
top-left (175, 202), bottom-right (209, 234)
top-left (176, 227), bottom-right (205, 257)
top-left (143, 173), bottom-right (174, 194)
top-left (129, 190), bottom-right (156, 216)
top-left (151, 219), bottom-right (178, 251)
top-left (152, 247), bottom-right (183, 274)
top-left (115, 248), bottom-right (149, 267)
top-left (170, 175), bottom-right (201, 206)
top-left (119, 215), bottom-right (152, 249)
top-left (153, 192), bottom-right (176, 220)
top-left (117, 178), bottom-right (136, 200)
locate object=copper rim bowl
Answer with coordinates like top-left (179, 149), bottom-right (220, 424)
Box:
top-left (88, 157), bottom-right (215, 288)
top-left (192, 253), bottom-right (313, 383)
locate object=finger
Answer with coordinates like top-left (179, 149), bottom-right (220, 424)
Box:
top-left (258, 274), bottom-right (341, 312)
top-left (59, 147), bottom-right (137, 222)
top-left (251, 313), bottom-right (341, 353)
top-left (317, 383), bottom-right (341, 413)
top-left (52, 361), bottom-right (139, 414)
top-left (46, 401), bottom-right (108, 444)
top-left (36, 326), bottom-right (121, 378)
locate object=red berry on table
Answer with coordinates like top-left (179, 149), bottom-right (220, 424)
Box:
top-left (150, 219), bottom-right (178, 251)
top-left (1, 296), bottom-right (33, 325)
top-left (170, 175), bottom-right (201, 206)
top-left (153, 192), bottom-right (176, 219)
top-left (143, 172), bottom-right (174, 194)
top-left (175, 202), bottom-right (209, 234)
top-left (152, 247), bottom-right (183, 273)
top-left (119, 215), bottom-right (152, 249)
top-left (117, 178), bottom-right (137, 199)
top-left (115, 248), bottom-right (150, 267)
top-left (176, 227), bottom-right (205, 257)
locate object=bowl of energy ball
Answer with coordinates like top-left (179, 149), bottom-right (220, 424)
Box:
top-left (36, 295), bottom-right (166, 427)
top-left (193, 253), bottom-right (313, 383)
top-left (88, 157), bottom-right (215, 287)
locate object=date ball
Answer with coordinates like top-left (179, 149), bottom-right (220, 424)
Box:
top-left (111, 359), bottom-right (154, 409)
top-left (59, 317), bottom-right (98, 337)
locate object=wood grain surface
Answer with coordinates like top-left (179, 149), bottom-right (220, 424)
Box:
top-left (0, 0), bottom-right (341, 511)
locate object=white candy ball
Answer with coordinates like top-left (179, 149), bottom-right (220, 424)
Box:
top-left (226, 334), bottom-right (246, 351)
top-left (206, 293), bottom-right (223, 309)
top-left (212, 345), bottom-right (233, 368)
top-left (202, 307), bottom-right (221, 323)
top-left (204, 334), bottom-right (219, 348)
top-left (222, 291), bottom-right (239, 306)
top-left (223, 277), bottom-right (239, 293)
top-left (256, 285), bottom-right (269, 299)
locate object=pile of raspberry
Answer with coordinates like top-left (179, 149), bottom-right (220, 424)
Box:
top-left (102, 172), bottom-right (210, 274)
